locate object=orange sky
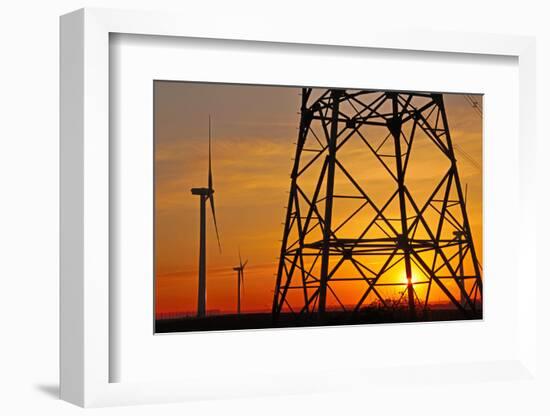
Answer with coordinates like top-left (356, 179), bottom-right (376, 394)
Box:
top-left (154, 82), bottom-right (482, 317)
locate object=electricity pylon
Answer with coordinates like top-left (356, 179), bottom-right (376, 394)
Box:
top-left (272, 89), bottom-right (482, 321)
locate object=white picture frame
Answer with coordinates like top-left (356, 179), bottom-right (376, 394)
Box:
top-left (60, 7), bottom-right (539, 408)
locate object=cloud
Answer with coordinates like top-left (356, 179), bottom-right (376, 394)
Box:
top-left (154, 85), bottom-right (483, 314)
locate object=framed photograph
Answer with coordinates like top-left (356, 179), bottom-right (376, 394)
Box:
top-left (153, 81), bottom-right (484, 334)
top-left (60, 8), bottom-right (539, 409)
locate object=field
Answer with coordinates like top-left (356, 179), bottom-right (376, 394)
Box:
top-left (155, 307), bottom-right (483, 333)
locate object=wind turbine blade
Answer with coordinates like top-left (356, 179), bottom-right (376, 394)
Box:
top-left (206, 115), bottom-right (221, 253)
top-left (239, 249), bottom-right (243, 268)
top-left (241, 269), bottom-right (245, 293)
top-left (209, 195), bottom-right (222, 253)
top-left (243, 259), bottom-right (248, 268)
top-left (208, 115), bottom-right (213, 191)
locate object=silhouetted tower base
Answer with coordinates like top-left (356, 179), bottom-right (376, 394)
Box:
top-left (191, 187), bottom-right (211, 318)
top-left (272, 89), bottom-right (482, 321)
top-left (233, 267), bottom-right (242, 314)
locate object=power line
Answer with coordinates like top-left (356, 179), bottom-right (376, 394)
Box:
top-left (464, 94), bottom-right (482, 117)
top-left (453, 94), bottom-right (482, 171)
top-left (454, 143), bottom-right (481, 171)
top-left (448, 96), bottom-right (483, 298)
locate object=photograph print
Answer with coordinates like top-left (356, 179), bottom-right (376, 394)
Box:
top-left (154, 82), bottom-right (483, 333)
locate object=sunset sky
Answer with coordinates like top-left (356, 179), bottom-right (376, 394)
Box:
top-left (154, 82), bottom-right (482, 317)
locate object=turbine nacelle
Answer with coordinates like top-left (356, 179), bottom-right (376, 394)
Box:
top-left (191, 187), bottom-right (214, 196)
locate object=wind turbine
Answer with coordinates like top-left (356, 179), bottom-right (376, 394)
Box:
top-left (191, 116), bottom-right (221, 318)
top-left (232, 252), bottom-right (248, 314)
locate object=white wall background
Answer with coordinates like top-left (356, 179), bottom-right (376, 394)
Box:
top-left (0, 0), bottom-right (548, 414)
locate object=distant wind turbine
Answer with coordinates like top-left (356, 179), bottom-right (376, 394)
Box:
top-left (232, 252), bottom-right (248, 314)
top-left (191, 116), bottom-right (222, 318)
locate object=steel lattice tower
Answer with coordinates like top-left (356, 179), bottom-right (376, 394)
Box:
top-left (272, 88), bottom-right (482, 321)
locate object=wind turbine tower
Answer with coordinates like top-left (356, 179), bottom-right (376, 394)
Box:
top-left (191, 116), bottom-right (221, 318)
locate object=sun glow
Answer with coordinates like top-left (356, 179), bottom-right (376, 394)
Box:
top-left (154, 82), bottom-right (482, 317)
